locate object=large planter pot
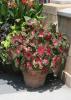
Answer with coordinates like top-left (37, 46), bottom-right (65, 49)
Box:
top-left (22, 70), bottom-right (48, 88)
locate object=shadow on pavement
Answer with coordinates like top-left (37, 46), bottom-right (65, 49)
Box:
top-left (0, 69), bottom-right (65, 93)
top-left (27, 73), bottom-right (64, 92)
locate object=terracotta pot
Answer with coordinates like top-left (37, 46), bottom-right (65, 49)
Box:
top-left (22, 70), bottom-right (47, 88)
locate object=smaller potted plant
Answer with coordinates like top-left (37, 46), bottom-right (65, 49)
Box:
top-left (0, 18), bottom-right (69, 88)
top-left (0, 0), bottom-right (43, 72)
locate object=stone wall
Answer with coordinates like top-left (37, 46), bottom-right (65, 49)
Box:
top-left (43, 3), bottom-right (71, 31)
top-left (58, 8), bottom-right (71, 87)
top-left (58, 15), bottom-right (71, 42)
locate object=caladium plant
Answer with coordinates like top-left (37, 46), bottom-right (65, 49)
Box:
top-left (0, 1), bottom-right (69, 75)
top-left (0, 19), bottom-right (69, 74)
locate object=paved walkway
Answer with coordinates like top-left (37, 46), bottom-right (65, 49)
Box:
top-left (0, 72), bottom-right (71, 100)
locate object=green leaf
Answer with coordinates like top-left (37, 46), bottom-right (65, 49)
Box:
top-left (24, 16), bottom-right (31, 21)
top-left (53, 48), bottom-right (60, 55)
top-left (11, 25), bottom-right (16, 30)
top-left (36, 16), bottom-right (45, 20)
top-left (29, 8), bottom-right (36, 17)
top-left (0, 49), bottom-right (8, 63)
top-left (1, 40), bottom-right (10, 49)
top-left (21, 22), bottom-right (26, 27)
top-left (0, 21), bottom-right (3, 24)
top-left (6, 35), bottom-right (11, 41)
top-left (34, 3), bottom-right (43, 15)
top-left (16, 0), bottom-right (20, 6)
top-left (8, 10), bottom-right (14, 17)
top-left (0, 3), bottom-right (8, 16)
